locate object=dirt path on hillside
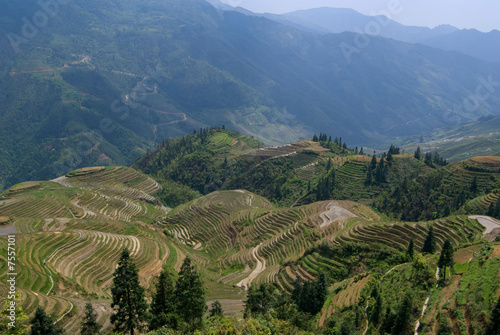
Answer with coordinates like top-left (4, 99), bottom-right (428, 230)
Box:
top-left (319, 202), bottom-right (356, 228)
top-left (469, 215), bottom-right (500, 234)
top-left (414, 267), bottom-right (440, 335)
top-left (236, 244), bottom-right (266, 289)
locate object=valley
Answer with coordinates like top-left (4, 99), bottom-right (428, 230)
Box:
top-left (0, 1), bottom-right (500, 334)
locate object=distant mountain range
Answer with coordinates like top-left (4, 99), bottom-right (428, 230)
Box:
top-left (209, 2), bottom-right (500, 64)
top-left (1, 0), bottom-right (500, 190)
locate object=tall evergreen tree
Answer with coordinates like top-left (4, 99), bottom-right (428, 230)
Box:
top-left (209, 301), bottom-right (224, 317)
top-left (438, 239), bottom-right (454, 282)
top-left (110, 248), bottom-right (149, 335)
top-left (406, 238), bottom-right (415, 260)
top-left (29, 306), bottom-right (63, 335)
top-left (313, 273), bottom-right (328, 314)
top-left (174, 257), bottom-right (206, 326)
top-left (422, 225), bottom-right (437, 253)
top-left (470, 176), bottom-right (478, 194)
top-left (81, 301), bottom-right (102, 335)
top-left (414, 146), bottom-right (421, 160)
top-left (391, 293), bottom-right (414, 335)
top-left (291, 277), bottom-right (303, 306)
top-left (149, 266), bottom-right (177, 331)
top-left (245, 284), bottom-right (273, 317)
top-left (369, 286), bottom-right (383, 325)
top-left (375, 157), bottom-right (386, 183)
top-left (370, 154), bottom-right (377, 171)
top-left (485, 296), bottom-right (500, 335)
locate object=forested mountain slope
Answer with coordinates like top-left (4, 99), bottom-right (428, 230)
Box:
top-left (1, 0), bottom-right (500, 190)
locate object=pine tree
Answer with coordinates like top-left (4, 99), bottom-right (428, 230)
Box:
top-left (387, 149), bottom-right (393, 164)
top-left (470, 176), bottom-right (478, 195)
top-left (245, 284), bottom-right (273, 317)
top-left (81, 301), bottom-right (102, 335)
top-left (422, 225), bottom-right (437, 253)
top-left (174, 257), bottom-right (206, 326)
top-left (312, 134), bottom-right (319, 142)
top-left (495, 198), bottom-right (500, 219)
top-left (291, 277), bottom-right (303, 305)
top-left (313, 273), bottom-right (327, 314)
top-left (370, 154), bottom-right (377, 171)
top-left (488, 202), bottom-right (495, 217)
top-left (360, 147), bottom-right (364, 155)
top-left (149, 266), bottom-right (177, 331)
top-left (110, 248), bottom-right (149, 335)
top-left (209, 301), bottom-right (223, 317)
top-left (406, 238), bottom-right (414, 260)
top-left (391, 293), bottom-right (413, 335)
top-left (375, 157), bottom-right (386, 183)
top-left (414, 146), bottom-right (421, 160)
top-left (369, 286), bottom-right (383, 325)
top-left (29, 306), bottom-right (63, 335)
top-left (438, 239), bottom-right (454, 283)
top-left (485, 296), bottom-right (500, 335)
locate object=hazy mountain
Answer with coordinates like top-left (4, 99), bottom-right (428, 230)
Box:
top-left (269, 8), bottom-right (458, 41)
top-left (1, 0), bottom-right (500, 190)
top-left (262, 7), bottom-right (500, 63)
top-left (421, 29), bottom-right (500, 64)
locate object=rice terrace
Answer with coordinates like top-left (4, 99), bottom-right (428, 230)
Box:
top-left (1, 1), bottom-right (500, 333)
top-left (1, 128), bottom-right (500, 334)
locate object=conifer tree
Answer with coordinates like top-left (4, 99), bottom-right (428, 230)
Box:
top-left (110, 248), bottom-right (149, 335)
top-left (29, 306), bottom-right (63, 335)
top-left (174, 257), bottom-right (206, 326)
top-left (414, 146), bottom-right (421, 160)
top-left (485, 296), bottom-right (500, 335)
top-left (391, 293), bottom-right (413, 335)
top-left (422, 225), bottom-right (437, 253)
top-left (470, 176), bottom-right (478, 195)
top-left (291, 277), bottom-right (303, 305)
top-left (438, 239), bottom-right (454, 283)
top-left (149, 266), bottom-right (177, 331)
top-left (370, 154), bottom-right (377, 171)
top-left (406, 238), bottom-right (414, 260)
top-left (313, 273), bottom-right (328, 314)
top-left (369, 286), bottom-right (383, 325)
top-left (375, 157), bottom-right (386, 183)
top-left (81, 301), bottom-right (102, 335)
top-left (209, 301), bottom-right (223, 317)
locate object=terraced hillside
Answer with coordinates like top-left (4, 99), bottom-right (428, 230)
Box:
top-left (0, 166), bottom-right (176, 334)
top-left (1, 152), bottom-right (499, 334)
top-left (162, 190), bottom-right (487, 292)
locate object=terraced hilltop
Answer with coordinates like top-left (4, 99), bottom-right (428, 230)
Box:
top-left (1, 131), bottom-right (500, 334)
top-left (0, 167), bottom-right (174, 333)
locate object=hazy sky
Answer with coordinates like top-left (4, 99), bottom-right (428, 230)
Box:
top-left (220, 0), bottom-right (500, 32)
